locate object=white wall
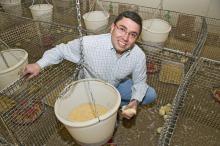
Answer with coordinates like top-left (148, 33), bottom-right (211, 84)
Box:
top-left (109, 0), bottom-right (220, 19)
top-left (206, 0), bottom-right (220, 19)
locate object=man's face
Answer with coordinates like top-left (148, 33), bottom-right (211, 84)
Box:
top-left (110, 17), bottom-right (140, 54)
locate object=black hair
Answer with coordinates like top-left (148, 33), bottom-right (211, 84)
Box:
top-left (114, 11), bottom-right (142, 34)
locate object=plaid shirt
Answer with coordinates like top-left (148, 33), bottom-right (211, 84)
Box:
top-left (37, 33), bottom-right (148, 102)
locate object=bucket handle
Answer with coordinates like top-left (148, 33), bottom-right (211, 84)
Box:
top-left (32, 0), bottom-right (51, 6)
top-left (86, 0), bottom-right (109, 19)
top-left (0, 39), bottom-right (22, 67)
top-left (96, 0), bottom-right (108, 17)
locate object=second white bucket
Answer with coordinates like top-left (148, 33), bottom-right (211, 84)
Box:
top-left (29, 4), bottom-right (53, 22)
top-left (83, 11), bottom-right (109, 31)
top-left (0, 0), bottom-right (22, 16)
top-left (141, 19), bottom-right (171, 43)
top-left (54, 79), bottom-right (121, 146)
top-left (0, 49), bottom-right (28, 91)
top-left (0, 0), bottom-right (21, 5)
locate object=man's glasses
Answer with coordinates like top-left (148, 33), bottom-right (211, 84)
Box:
top-left (114, 24), bottom-right (139, 40)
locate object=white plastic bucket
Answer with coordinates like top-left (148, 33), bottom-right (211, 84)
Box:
top-left (0, 49), bottom-right (28, 91)
top-left (0, 0), bottom-right (22, 16)
top-left (29, 4), bottom-right (53, 22)
top-left (54, 79), bottom-right (121, 146)
top-left (83, 11), bottom-right (109, 31)
top-left (0, 0), bottom-right (21, 5)
top-left (141, 19), bottom-right (171, 43)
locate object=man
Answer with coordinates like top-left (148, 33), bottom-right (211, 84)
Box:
top-left (23, 11), bottom-right (157, 119)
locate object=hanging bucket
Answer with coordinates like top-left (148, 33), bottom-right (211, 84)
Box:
top-left (0, 49), bottom-right (28, 91)
top-left (0, 0), bottom-right (21, 5)
top-left (54, 79), bottom-right (121, 146)
top-left (29, 2), bottom-right (53, 23)
top-left (141, 19), bottom-right (171, 43)
top-left (83, 11), bottom-right (109, 31)
top-left (0, 0), bottom-right (22, 16)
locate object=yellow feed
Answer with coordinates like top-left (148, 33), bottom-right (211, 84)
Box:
top-left (68, 103), bottom-right (108, 122)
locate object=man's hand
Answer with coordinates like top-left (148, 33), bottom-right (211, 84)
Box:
top-left (121, 99), bottom-right (138, 119)
top-left (23, 63), bottom-right (41, 79)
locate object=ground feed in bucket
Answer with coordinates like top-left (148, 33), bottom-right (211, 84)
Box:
top-left (68, 103), bottom-right (108, 122)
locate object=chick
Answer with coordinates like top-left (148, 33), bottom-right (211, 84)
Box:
top-left (121, 105), bottom-right (137, 117)
top-left (157, 127), bottom-right (163, 134)
top-left (159, 103), bottom-right (172, 121)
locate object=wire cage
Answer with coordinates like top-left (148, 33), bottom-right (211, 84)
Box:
top-left (0, 61), bottom-right (76, 145)
top-left (97, 1), bottom-right (206, 54)
top-left (0, 11), bottom-right (31, 32)
top-left (0, 12), bottom-right (80, 61)
top-left (80, 1), bottom-right (219, 63)
top-left (0, 13), bottom-right (79, 145)
top-left (0, 0), bottom-right (89, 26)
top-left (110, 45), bottom-right (196, 146)
top-left (2, 1), bottom-right (218, 63)
top-left (1, 0), bottom-right (210, 55)
top-left (200, 18), bottom-right (220, 61)
top-left (159, 57), bottom-right (220, 146)
top-left (0, 2), bottom-right (219, 146)
top-left (105, 44), bottom-right (197, 146)
top-left (0, 12), bottom-right (205, 146)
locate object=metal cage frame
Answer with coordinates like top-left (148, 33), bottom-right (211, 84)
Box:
top-left (0, 0), bottom-right (220, 145)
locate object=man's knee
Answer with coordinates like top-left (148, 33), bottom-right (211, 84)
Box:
top-left (141, 87), bottom-right (157, 105)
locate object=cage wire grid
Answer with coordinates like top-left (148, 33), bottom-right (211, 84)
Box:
top-left (159, 58), bottom-right (220, 146)
top-left (0, 13), bottom-right (200, 145)
top-left (0, 0), bottom-right (89, 27)
top-left (0, 1), bottom-right (219, 146)
top-left (0, 13), bottom-right (79, 145)
top-left (2, 0), bottom-right (219, 58)
top-left (0, 33), bottom-right (197, 146)
top-left (0, 61), bottom-right (76, 146)
top-left (1, 0), bottom-right (219, 60)
top-left (0, 14), bottom-right (215, 146)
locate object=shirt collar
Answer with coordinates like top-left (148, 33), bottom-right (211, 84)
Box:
top-left (110, 47), bottom-right (131, 57)
top-left (108, 34), bottom-right (132, 57)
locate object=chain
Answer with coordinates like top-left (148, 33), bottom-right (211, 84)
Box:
top-left (75, 0), bottom-right (85, 79)
top-left (75, 0), bottom-right (106, 81)
top-left (75, 0), bottom-right (100, 121)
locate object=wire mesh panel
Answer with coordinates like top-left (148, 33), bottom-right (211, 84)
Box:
top-left (0, 61), bottom-right (76, 145)
top-left (201, 18), bottom-right (220, 61)
top-left (0, 13), bottom-right (80, 145)
top-left (0, 12), bottom-right (79, 63)
top-left (0, 0), bottom-right (23, 17)
top-left (0, 0), bottom-right (89, 26)
top-left (0, 12), bottom-right (31, 32)
top-left (98, 1), bottom-right (204, 55)
top-left (141, 44), bottom-right (194, 106)
top-left (100, 1), bottom-right (219, 62)
top-left (159, 58), bottom-right (220, 146)
top-left (0, 12), bottom-right (199, 145)
top-left (110, 45), bottom-right (195, 146)
top-left (78, 1), bottom-right (213, 61)
top-left (0, 4), bottom-right (217, 146)
top-left (1, 1), bottom-right (207, 56)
